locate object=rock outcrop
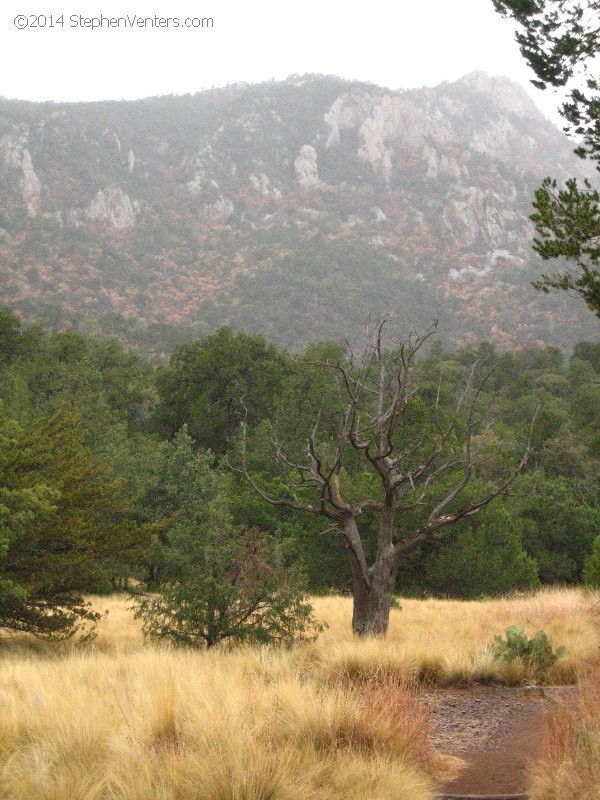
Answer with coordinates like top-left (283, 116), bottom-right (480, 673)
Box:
top-left (249, 173), bottom-right (282, 199)
top-left (0, 131), bottom-right (42, 216)
top-left (85, 187), bottom-right (138, 229)
top-left (456, 71), bottom-right (543, 119)
top-left (294, 145), bottom-right (320, 188)
top-left (204, 196), bottom-right (234, 221)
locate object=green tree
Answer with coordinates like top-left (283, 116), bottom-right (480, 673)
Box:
top-left (153, 327), bottom-right (288, 455)
top-left (133, 498), bottom-right (319, 648)
top-left (517, 475), bottom-right (599, 581)
top-left (0, 308), bottom-right (26, 364)
top-left (572, 341), bottom-right (600, 372)
top-left (90, 337), bottom-right (156, 432)
top-left (583, 535), bottom-right (600, 586)
top-left (0, 404), bottom-right (149, 639)
top-left (133, 428), bottom-right (319, 647)
top-left (0, 320), bottom-right (160, 500)
top-left (493, 0), bottom-right (600, 316)
top-left (423, 506), bottom-right (539, 598)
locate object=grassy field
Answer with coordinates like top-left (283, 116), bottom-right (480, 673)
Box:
top-left (0, 589), bottom-right (598, 800)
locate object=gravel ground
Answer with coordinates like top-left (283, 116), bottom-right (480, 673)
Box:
top-left (422, 685), bottom-right (579, 795)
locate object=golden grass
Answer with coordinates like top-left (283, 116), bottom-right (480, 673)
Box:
top-left (302, 588), bottom-right (599, 686)
top-left (0, 588), bottom-right (598, 800)
top-left (529, 662), bottom-right (600, 800)
top-left (0, 647), bottom-right (434, 800)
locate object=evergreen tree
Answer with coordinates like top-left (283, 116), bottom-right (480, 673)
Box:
top-left (0, 404), bottom-right (150, 639)
top-left (494, 0), bottom-right (600, 316)
top-left (153, 328), bottom-right (288, 454)
top-left (424, 506), bottom-right (540, 599)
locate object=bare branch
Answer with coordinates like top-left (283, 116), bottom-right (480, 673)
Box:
top-left (234, 421), bottom-right (340, 519)
top-left (392, 408), bottom-right (539, 565)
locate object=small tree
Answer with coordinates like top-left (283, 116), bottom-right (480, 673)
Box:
top-left (239, 323), bottom-right (534, 637)
top-left (132, 430), bottom-right (320, 648)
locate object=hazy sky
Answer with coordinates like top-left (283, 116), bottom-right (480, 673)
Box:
top-left (1, 0), bottom-right (563, 119)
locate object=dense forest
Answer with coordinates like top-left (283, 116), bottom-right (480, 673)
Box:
top-left (1, 306), bottom-right (598, 638)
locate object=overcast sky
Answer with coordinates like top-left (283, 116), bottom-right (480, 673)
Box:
top-left (1, 0), bottom-right (563, 121)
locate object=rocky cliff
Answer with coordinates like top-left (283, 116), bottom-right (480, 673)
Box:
top-left (0, 72), bottom-right (596, 351)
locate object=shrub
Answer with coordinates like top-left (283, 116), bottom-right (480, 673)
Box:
top-left (492, 625), bottom-right (565, 678)
top-left (132, 495), bottom-right (322, 648)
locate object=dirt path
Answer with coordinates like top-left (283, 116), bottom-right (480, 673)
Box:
top-left (423, 685), bottom-right (578, 797)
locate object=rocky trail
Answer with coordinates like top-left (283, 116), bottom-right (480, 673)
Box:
top-left (423, 685), bottom-right (578, 799)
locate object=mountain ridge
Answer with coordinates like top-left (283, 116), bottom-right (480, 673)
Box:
top-left (0, 72), bottom-right (597, 353)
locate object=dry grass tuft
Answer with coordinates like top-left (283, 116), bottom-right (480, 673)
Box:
top-left (530, 664), bottom-right (600, 800)
top-left (357, 677), bottom-right (431, 761)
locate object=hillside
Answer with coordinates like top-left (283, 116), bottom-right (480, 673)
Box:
top-left (0, 72), bottom-right (597, 352)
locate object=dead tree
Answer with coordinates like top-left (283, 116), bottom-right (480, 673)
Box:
top-left (238, 322), bottom-right (534, 637)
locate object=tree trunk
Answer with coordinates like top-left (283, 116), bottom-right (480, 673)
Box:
top-left (349, 555), bottom-right (397, 637)
top-left (351, 582), bottom-right (392, 636)
top-left (343, 514), bottom-right (397, 637)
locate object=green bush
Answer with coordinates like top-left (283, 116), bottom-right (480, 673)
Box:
top-left (492, 625), bottom-right (565, 677)
top-left (133, 510), bottom-right (322, 649)
top-left (131, 428), bottom-right (322, 649)
top-left (583, 536), bottom-right (600, 588)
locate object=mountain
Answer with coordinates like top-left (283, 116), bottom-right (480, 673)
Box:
top-left (0, 72), bottom-right (597, 353)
